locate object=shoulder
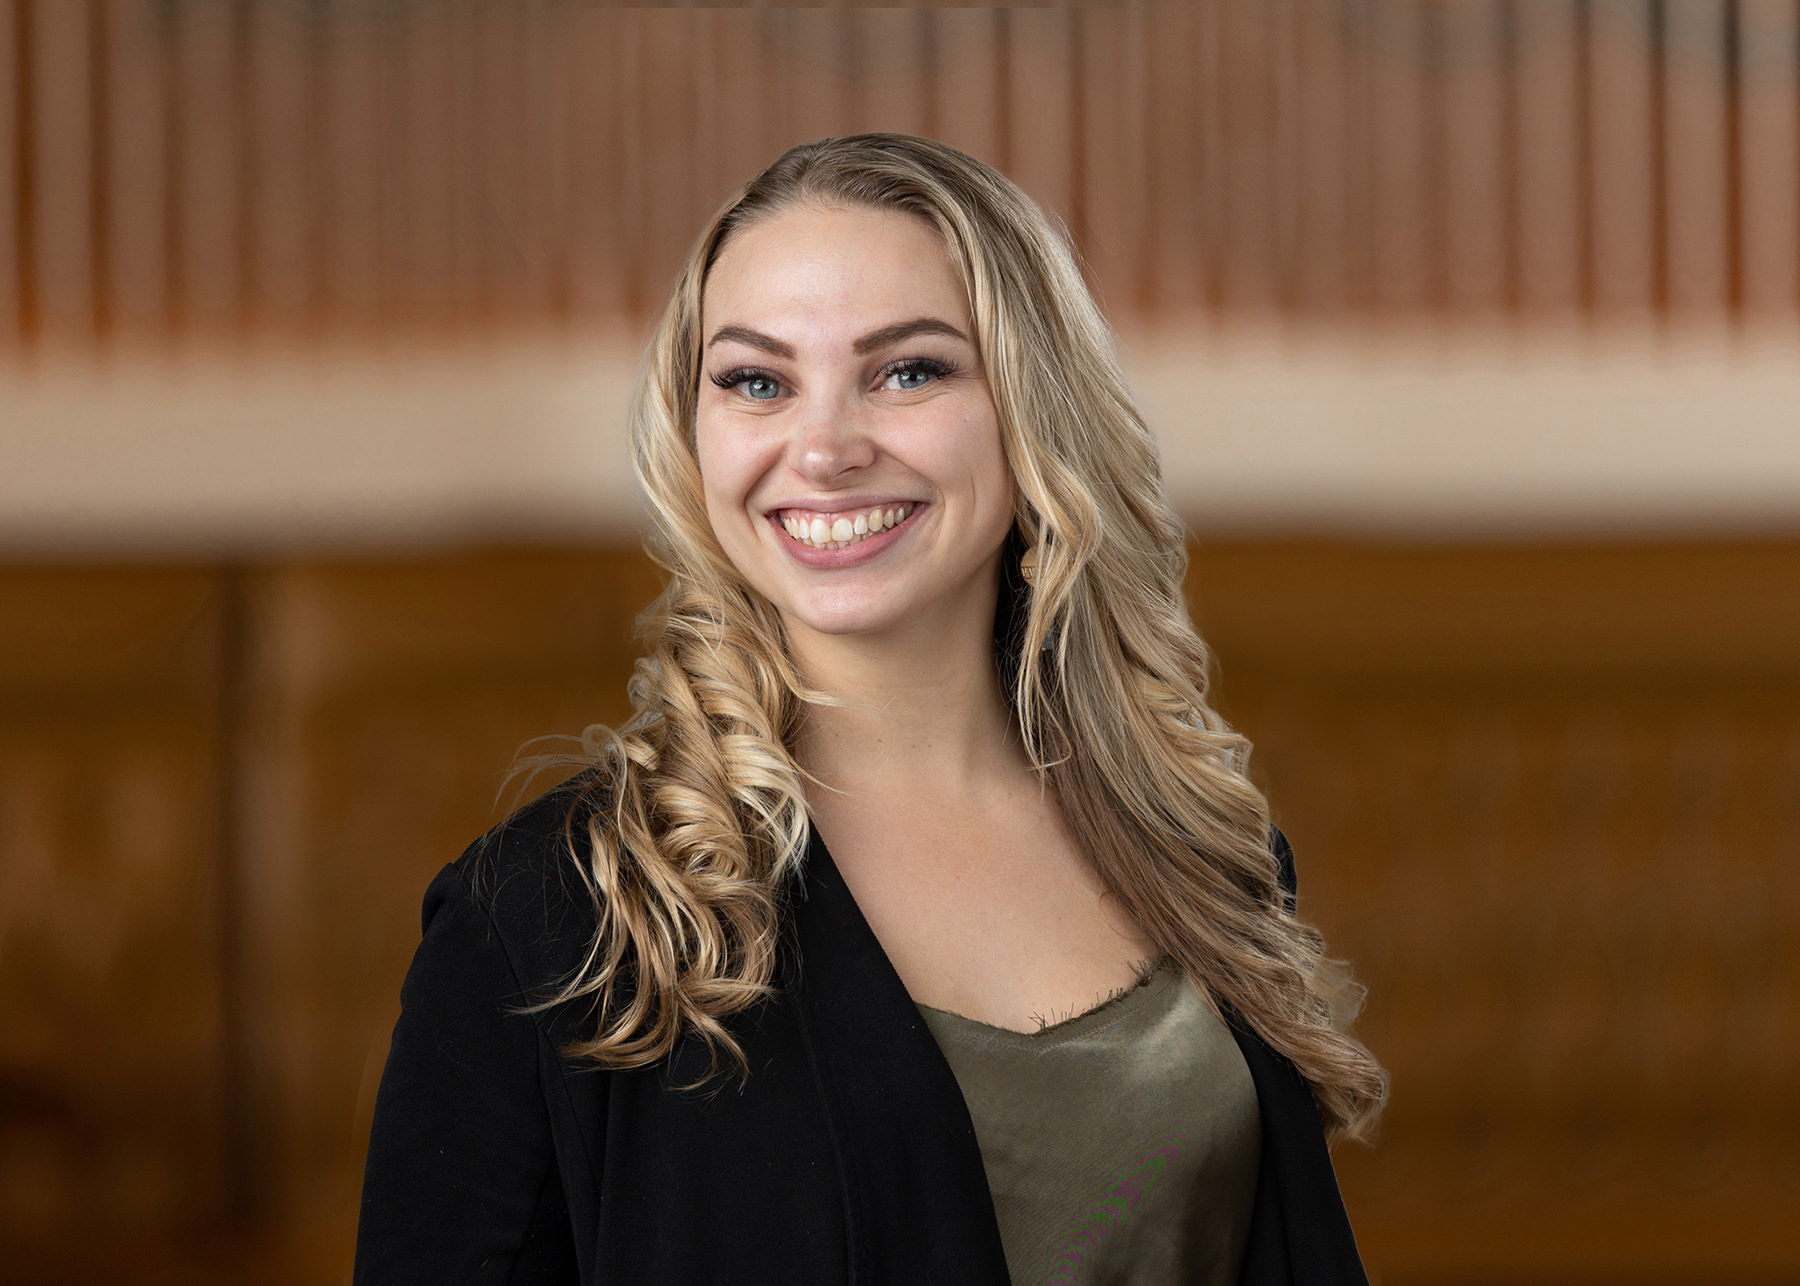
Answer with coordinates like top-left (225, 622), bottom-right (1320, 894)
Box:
top-left (426, 768), bottom-right (611, 993)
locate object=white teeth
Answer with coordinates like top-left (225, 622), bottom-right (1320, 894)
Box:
top-left (782, 504), bottom-right (917, 549)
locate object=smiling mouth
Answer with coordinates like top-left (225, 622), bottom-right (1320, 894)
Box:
top-left (778, 503), bottom-right (917, 551)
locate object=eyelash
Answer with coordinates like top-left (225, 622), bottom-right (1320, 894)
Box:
top-left (709, 357), bottom-right (959, 397)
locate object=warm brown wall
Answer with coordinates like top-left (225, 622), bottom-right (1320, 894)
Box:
top-left (1191, 542), bottom-right (1800, 1283)
top-left (3, 540), bottom-right (1797, 1283)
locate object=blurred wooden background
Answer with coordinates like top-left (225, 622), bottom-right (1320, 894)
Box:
top-left (5, 1), bottom-right (1800, 1283)
top-left (4, 544), bottom-right (1797, 1283)
top-left (7, 0), bottom-right (1800, 350)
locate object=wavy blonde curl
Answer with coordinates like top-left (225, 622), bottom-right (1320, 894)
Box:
top-left (542, 134), bottom-right (1387, 1141)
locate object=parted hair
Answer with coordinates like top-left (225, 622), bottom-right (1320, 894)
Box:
top-left (548, 133), bottom-right (1386, 1141)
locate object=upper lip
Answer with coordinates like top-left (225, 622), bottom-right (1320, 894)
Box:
top-left (765, 497), bottom-right (925, 516)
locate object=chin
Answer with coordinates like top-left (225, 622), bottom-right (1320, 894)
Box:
top-left (783, 601), bottom-right (911, 640)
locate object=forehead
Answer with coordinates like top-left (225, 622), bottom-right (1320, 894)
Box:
top-left (702, 204), bottom-right (971, 343)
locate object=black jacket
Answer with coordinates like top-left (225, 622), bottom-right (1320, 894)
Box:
top-left (355, 784), bottom-right (1368, 1284)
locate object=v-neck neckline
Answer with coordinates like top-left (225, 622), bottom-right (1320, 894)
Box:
top-left (916, 958), bottom-right (1175, 1045)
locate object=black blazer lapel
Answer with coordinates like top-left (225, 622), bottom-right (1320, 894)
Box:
top-left (1227, 1017), bottom-right (1370, 1286)
top-left (786, 825), bottom-right (1014, 1285)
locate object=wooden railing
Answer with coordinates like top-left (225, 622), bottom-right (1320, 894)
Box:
top-left (5, 0), bottom-right (1799, 353)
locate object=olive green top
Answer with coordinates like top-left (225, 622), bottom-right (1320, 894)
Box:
top-left (917, 961), bottom-right (1260, 1286)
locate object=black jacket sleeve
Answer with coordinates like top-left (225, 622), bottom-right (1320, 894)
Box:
top-left (354, 860), bottom-right (579, 1285)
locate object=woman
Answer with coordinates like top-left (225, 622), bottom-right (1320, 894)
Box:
top-left (356, 134), bottom-right (1386, 1285)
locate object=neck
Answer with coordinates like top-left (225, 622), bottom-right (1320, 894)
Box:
top-left (788, 589), bottom-right (1032, 806)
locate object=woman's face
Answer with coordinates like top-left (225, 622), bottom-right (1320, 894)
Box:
top-left (694, 203), bottom-right (1014, 654)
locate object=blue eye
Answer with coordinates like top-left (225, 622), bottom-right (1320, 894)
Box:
top-left (711, 368), bottom-right (784, 401)
top-left (880, 359), bottom-right (955, 391)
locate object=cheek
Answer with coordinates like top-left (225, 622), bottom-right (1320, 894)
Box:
top-left (694, 418), bottom-right (745, 507)
top-left (955, 407), bottom-right (1013, 509)
top-left (693, 417), bottom-right (774, 557)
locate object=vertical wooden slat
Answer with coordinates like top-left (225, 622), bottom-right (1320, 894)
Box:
top-left (487, 0), bottom-right (558, 322)
top-left (1122, 0), bottom-right (1154, 312)
top-left (1269, 0), bottom-right (1303, 313)
top-left (931, 8), bottom-right (1005, 174)
top-left (1337, 0), bottom-right (1377, 316)
top-left (31, 0), bottom-right (90, 341)
top-left (1725, 0), bottom-right (1746, 310)
top-left (685, 3), bottom-right (722, 260)
top-left (613, 7), bottom-right (645, 319)
top-left (520, 0), bottom-right (562, 319)
top-left (1148, 0), bottom-right (1208, 315)
top-left (1077, 5), bottom-right (1137, 310)
top-left (1735, 0), bottom-right (1798, 313)
top-left (229, 1), bottom-right (253, 337)
top-left (245, 0), bottom-right (308, 335)
top-left (175, 0), bottom-right (236, 334)
top-left (1, 0), bottom-right (19, 342)
top-left (105, 0), bottom-right (164, 338)
top-left (994, 10), bottom-right (1013, 177)
top-left (918, 9), bottom-right (939, 143)
top-left (563, 6), bottom-right (628, 325)
top-left (637, 9), bottom-right (704, 317)
top-left (1663, 0), bottom-right (1731, 317)
top-left (401, 0), bottom-right (457, 332)
top-left (704, 5), bottom-right (766, 212)
top-left (470, 2), bottom-right (521, 328)
top-left (1442, 0), bottom-right (1509, 315)
top-left (532, 2), bottom-right (568, 323)
top-left (156, 0), bottom-right (181, 334)
top-left (1216, 0), bottom-right (1281, 311)
top-left (1517, 0), bottom-right (1584, 313)
top-left (1421, 2), bottom-right (1449, 312)
top-left (1501, 0), bottom-right (1525, 314)
top-left (782, 9), bottom-right (854, 153)
top-left (499, 1), bottom-right (545, 320)
top-left (1009, 7), bottom-right (1079, 244)
top-left (446, 0), bottom-right (481, 327)
top-left (854, 8), bottom-right (929, 139)
top-left (375, 1), bottom-right (412, 328)
top-left (1589, 0), bottom-right (1658, 313)
top-left (1367, 0), bottom-right (1432, 312)
top-left (86, 0), bottom-right (109, 340)
top-left (323, 4), bottom-right (383, 328)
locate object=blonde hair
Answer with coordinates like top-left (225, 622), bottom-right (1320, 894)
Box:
top-left (549, 134), bottom-right (1386, 1140)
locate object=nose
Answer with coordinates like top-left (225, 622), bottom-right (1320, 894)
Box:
top-left (788, 392), bottom-right (876, 486)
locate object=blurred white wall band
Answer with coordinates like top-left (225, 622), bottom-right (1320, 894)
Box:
top-left (4, 329), bottom-right (1798, 556)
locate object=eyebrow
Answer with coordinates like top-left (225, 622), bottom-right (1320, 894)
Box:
top-left (851, 317), bottom-right (970, 354)
top-left (706, 325), bottom-right (795, 359)
top-left (704, 316), bottom-right (971, 359)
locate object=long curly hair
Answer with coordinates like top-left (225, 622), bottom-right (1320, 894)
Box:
top-left (547, 134), bottom-right (1386, 1141)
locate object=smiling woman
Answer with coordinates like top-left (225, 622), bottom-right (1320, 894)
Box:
top-left (354, 135), bottom-right (1386, 1286)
